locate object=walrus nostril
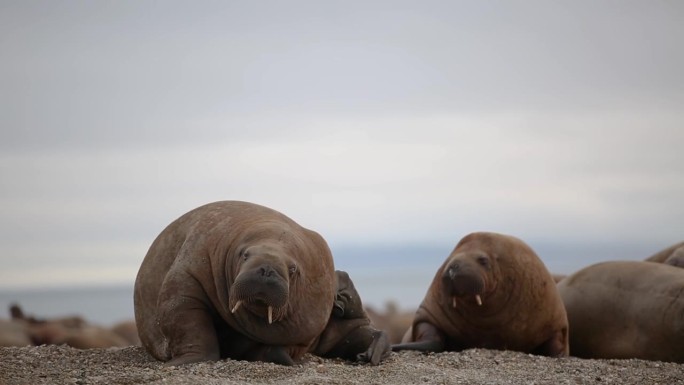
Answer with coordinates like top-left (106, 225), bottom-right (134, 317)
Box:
top-left (259, 266), bottom-right (275, 277)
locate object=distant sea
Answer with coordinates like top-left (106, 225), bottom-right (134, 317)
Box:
top-left (0, 242), bottom-right (659, 326)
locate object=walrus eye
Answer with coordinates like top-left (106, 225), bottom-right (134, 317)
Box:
top-left (477, 256), bottom-right (490, 267)
top-left (288, 264), bottom-right (297, 276)
top-left (242, 251), bottom-right (250, 261)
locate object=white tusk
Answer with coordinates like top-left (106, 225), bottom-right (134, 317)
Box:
top-left (268, 306), bottom-right (273, 324)
top-left (452, 296), bottom-right (457, 309)
top-left (475, 295), bottom-right (482, 306)
top-left (231, 300), bottom-right (242, 313)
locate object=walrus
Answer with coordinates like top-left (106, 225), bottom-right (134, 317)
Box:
top-left (557, 260), bottom-right (684, 362)
top-left (645, 241), bottom-right (684, 268)
top-left (392, 232), bottom-right (569, 357)
top-left (134, 201), bottom-right (388, 366)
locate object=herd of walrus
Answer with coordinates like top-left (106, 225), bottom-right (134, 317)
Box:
top-left (1, 201), bottom-right (683, 366)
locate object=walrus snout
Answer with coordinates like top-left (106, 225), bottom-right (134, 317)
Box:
top-left (442, 267), bottom-right (485, 307)
top-left (229, 268), bottom-right (289, 324)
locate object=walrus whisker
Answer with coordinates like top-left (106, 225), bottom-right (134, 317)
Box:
top-left (268, 306), bottom-right (273, 324)
top-left (475, 295), bottom-right (482, 306)
top-left (231, 300), bottom-right (242, 313)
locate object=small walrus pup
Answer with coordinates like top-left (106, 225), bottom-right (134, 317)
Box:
top-left (134, 201), bottom-right (388, 366)
top-left (392, 232), bottom-right (569, 357)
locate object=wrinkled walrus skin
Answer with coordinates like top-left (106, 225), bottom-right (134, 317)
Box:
top-left (557, 260), bottom-right (684, 362)
top-left (134, 201), bottom-right (387, 366)
top-left (392, 232), bottom-right (569, 357)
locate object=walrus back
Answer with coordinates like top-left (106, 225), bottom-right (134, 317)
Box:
top-left (558, 260), bottom-right (684, 362)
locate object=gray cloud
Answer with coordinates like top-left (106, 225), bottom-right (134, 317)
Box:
top-left (2, 1), bottom-right (682, 149)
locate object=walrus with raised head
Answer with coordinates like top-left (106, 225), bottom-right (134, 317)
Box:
top-left (557, 260), bottom-right (684, 362)
top-left (134, 201), bottom-right (388, 366)
top-left (645, 241), bottom-right (684, 268)
top-left (392, 232), bottom-right (569, 357)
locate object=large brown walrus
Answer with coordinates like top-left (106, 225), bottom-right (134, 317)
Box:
top-left (392, 232), bottom-right (569, 357)
top-left (645, 241), bottom-right (684, 268)
top-left (134, 200), bottom-right (388, 366)
top-left (557, 260), bottom-right (684, 362)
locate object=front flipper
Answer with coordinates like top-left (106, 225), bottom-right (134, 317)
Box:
top-left (315, 321), bottom-right (390, 365)
top-left (530, 327), bottom-right (569, 357)
top-left (355, 328), bottom-right (391, 365)
top-left (158, 271), bottom-right (221, 366)
top-left (391, 321), bottom-right (446, 352)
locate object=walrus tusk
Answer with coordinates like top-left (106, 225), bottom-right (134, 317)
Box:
top-left (268, 306), bottom-right (273, 324)
top-left (475, 295), bottom-right (482, 306)
top-left (231, 300), bottom-right (242, 313)
top-left (452, 296), bottom-right (457, 308)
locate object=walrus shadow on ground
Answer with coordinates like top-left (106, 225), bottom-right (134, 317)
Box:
top-left (392, 231), bottom-right (569, 357)
top-left (134, 200), bottom-right (389, 366)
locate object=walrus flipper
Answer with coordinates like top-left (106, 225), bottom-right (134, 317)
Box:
top-left (158, 272), bottom-right (220, 366)
top-left (355, 328), bottom-right (391, 365)
top-left (320, 324), bottom-right (390, 365)
top-left (391, 322), bottom-right (446, 352)
top-left (530, 327), bottom-right (569, 357)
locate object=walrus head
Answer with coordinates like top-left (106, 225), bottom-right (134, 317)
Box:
top-left (441, 251), bottom-right (496, 309)
top-left (228, 242), bottom-right (298, 325)
top-left (332, 270), bottom-right (363, 319)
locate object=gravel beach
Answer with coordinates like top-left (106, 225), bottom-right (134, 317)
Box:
top-left (1, 345), bottom-right (683, 385)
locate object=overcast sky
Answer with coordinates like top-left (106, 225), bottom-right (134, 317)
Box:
top-left (1, 1), bottom-right (683, 289)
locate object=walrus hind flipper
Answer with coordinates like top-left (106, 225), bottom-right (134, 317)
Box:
top-left (322, 325), bottom-right (390, 366)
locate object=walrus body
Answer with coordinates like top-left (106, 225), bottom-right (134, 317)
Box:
top-left (645, 241), bottom-right (684, 268)
top-left (557, 261), bottom-right (684, 362)
top-left (134, 201), bottom-right (387, 366)
top-left (392, 232), bottom-right (568, 357)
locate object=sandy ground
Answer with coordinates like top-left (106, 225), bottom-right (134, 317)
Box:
top-left (1, 346), bottom-right (683, 385)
